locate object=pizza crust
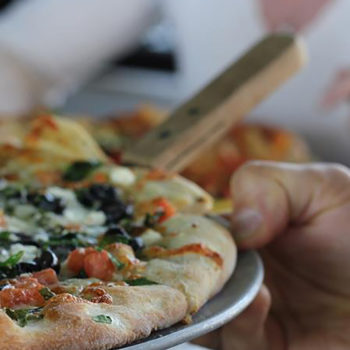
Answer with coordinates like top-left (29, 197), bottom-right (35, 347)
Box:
top-left (0, 285), bottom-right (187, 350)
top-left (143, 214), bottom-right (236, 313)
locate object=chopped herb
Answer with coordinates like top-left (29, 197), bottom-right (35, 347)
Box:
top-left (92, 314), bottom-right (112, 324)
top-left (43, 233), bottom-right (87, 249)
top-left (144, 211), bottom-right (164, 228)
top-left (107, 252), bottom-right (124, 270)
top-left (0, 251), bottom-right (23, 267)
top-left (125, 278), bottom-right (158, 286)
top-left (0, 186), bottom-right (23, 200)
top-left (39, 287), bottom-right (56, 300)
top-left (0, 231), bottom-right (11, 242)
top-left (98, 235), bottom-right (129, 248)
top-left (77, 269), bottom-right (88, 278)
top-left (5, 307), bottom-right (43, 327)
top-left (63, 161), bottom-right (102, 182)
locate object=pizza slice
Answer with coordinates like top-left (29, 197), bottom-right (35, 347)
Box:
top-left (0, 115), bottom-right (236, 350)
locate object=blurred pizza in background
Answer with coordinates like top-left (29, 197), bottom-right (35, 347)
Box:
top-left (0, 105), bottom-right (312, 201)
top-left (76, 105), bottom-right (312, 199)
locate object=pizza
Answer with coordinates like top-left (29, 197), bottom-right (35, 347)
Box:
top-left (0, 116), bottom-right (236, 350)
top-left (0, 106), bottom-right (312, 199)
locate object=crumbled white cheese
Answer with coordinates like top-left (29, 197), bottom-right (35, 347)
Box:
top-left (33, 230), bottom-right (49, 242)
top-left (140, 229), bottom-right (163, 247)
top-left (0, 248), bottom-right (9, 262)
top-left (10, 243), bottom-right (39, 263)
top-left (14, 204), bottom-right (36, 219)
top-left (109, 166), bottom-right (136, 187)
top-left (47, 187), bottom-right (76, 206)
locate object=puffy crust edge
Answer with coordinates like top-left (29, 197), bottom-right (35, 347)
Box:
top-left (0, 285), bottom-right (187, 350)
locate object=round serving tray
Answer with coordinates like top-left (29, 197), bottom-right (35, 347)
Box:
top-left (120, 250), bottom-right (264, 350)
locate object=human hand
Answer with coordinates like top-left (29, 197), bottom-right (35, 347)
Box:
top-left (222, 161), bottom-right (350, 350)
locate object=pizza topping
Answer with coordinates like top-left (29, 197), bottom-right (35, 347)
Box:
top-left (83, 250), bottom-right (115, 281)
top-left (152, 198), bottom-right (176, 223)
top-left (80, 286), bottom-right (113, 304)
top-left (92, 314), bottom-right (112, 324)
top-left (0, 269), bottom-right (58, 309)
top-left (125, 277), bottom-right (158, 286)
top-left (139, 229), bottom-right (163, 247)
top-left (26, 192), bottom-right (64, 215)
top-left (141, 197), bottom-right (176, 227)
top-left (62, 161), bottom-right (102, 182)
top-left (0, 251), bottom-right (24, 268)
top-left (67, 247), bottom-right (121, 281)
top-left (33, 268), bottom-right (59, 286)
top-left (99, 225), bottom-right (144, 252)
top-left (39, 287), bottom-right (56, 300)
top-left (0, 248), bottom-right (60, 279)
top-left (5, 307), bottom-right (43, 327)
top-left (75, 184), bottom-right (133, 224)
top-left (109, 166), bottom-right (136, 187)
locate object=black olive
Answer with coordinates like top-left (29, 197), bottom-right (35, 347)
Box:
top-left (130, 237), bottom-right (144, 252)
top-left (35, 249), bottom-right (60, 274)
top-left (27, 193), bottom-right (64, 214)
top-left (103, 204), bottom-right (130, 224)
top-left (50, 246), bottom-right (71, 262)
top-left (105, 225), bottom-right (130, 238)
top-left (89, 184), bottom-right (117, 200)
top-left (76, 183), bottom-right (133, 224)
top-left (16, 262), bottom-right (39, 274)
top-left (75, 188), bottom-right (95, 208)
top-left (14, 233), bottom-right (41, 247)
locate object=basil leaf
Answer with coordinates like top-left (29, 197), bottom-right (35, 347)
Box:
top-left (5, 308), bottom-right (43, 327)
top-left (144, 211), bottom-right (164, 228)
top-left (39, 287), bottom-right (56, 300)
top-left (63, 161), bottom-right (102, 182)
top-left (0, 251), bottom-right (24, 267)
top-left (98, 234), bottom-right (130, 248)
top-left (92, 314), bottom-right (112, 324)
top-left (125, 278), bottom-right (158, 286)
top-left (0, 231), bottom-right (11, 242)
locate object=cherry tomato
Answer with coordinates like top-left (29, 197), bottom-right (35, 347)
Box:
top-left (83, 250), bottom-right (115, 281)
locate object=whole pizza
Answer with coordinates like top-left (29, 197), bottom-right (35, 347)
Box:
top-left (0, 116), bottom-right (236, 350)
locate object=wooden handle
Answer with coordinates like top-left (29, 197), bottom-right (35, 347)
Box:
top-left (123, 34), bottom-right (307, 172)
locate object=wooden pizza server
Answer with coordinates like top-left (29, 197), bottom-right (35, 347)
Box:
top-left (123, 33), bottom-right (307, 172)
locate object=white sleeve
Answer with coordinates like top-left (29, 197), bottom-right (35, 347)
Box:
top-left (0, 0), bottom-right (156, 114)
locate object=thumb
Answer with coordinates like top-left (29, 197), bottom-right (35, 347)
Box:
top-left (230, 161), bottom-right (350, 249)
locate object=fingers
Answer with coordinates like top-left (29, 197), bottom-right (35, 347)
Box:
top-left (230, 161), bottom-right (350, 249)
top-left (221, 285), bottom-right (274, 350)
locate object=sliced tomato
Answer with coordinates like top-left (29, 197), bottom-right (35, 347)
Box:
top-left (152, 197), bottom-right (176, 223)
top-left (33, 268), bottom-right (58, 286)
top-left (0, 287), bottom-right (44, 309)
top-left (83, 250), bottom-right (115, 281)
top-left (66, 247), bottom-right (95, 274)
top-left (0, 276), bottom-right (45, 309)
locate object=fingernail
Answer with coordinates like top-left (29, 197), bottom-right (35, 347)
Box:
top-left (232, 209), bottom-right (262, 241)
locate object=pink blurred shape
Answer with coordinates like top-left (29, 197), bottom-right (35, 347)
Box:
top-left (259, 0), bottom-right (333, 32)
top-left (322, 69), bottom-right (350, 108)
